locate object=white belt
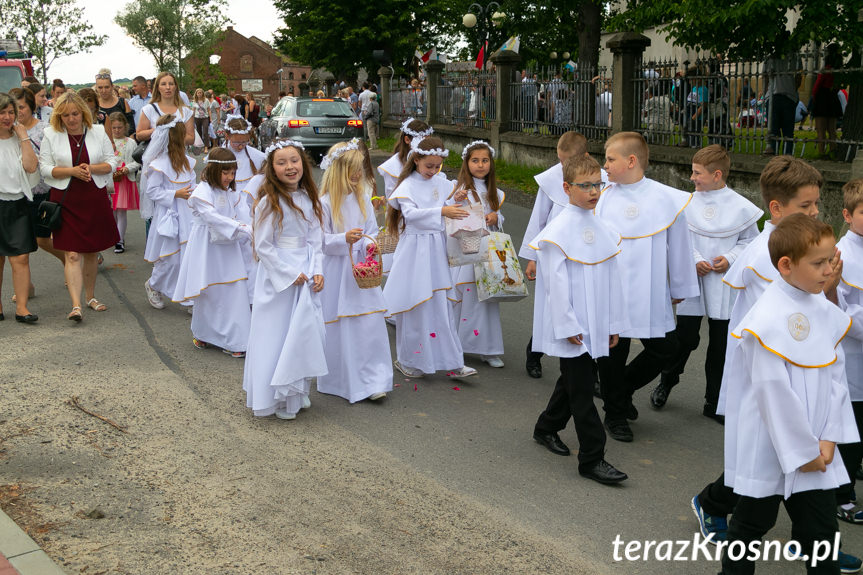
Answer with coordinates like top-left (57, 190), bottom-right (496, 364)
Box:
top-left (277, 236), bottom-right (305, 249)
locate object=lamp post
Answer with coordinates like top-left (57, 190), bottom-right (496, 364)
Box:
top-left (463, 2), bottom-right (505, 70)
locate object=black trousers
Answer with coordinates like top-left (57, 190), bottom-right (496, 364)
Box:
top-left (534, 353), bottom-right (606, 470)
top-left (699, 472), bottom-right (739, 517)
top-left (837, 401), bottom-right (863, 505)
top-left (526, 336), bottom-right (544, 365)
top-left (722, 490), bottom-right (839, 574)
top-left (769, 93), bottom-right (797, 155)
top-left (662, 315), bottom-right (729, 410)
top-left (598, 332), bottom-right (679, 422)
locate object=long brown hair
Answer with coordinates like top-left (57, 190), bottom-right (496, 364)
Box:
top-left (151, 72), bottom-right (184, 110)
top-left (256, 142), bottom-right (323, 232)
top-left (157, 114), bottom-right (191, 174)
top-left (201, 147), bottom-right (237, 190)
top-left (358, 139), bottom-right (377, 197)
top-left (393, 119), bottom-right (430, 163)
top-left (456, 143), bottom-right (499, 211)
top-left (386, 136), bottom-right (445, 235)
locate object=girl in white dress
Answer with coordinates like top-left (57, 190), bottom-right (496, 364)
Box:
top-left (383, 136), bottom-right (477, 379)
top-left (449, 141), bottom-right (505, 367)
top-left (223, 114), bottom-right (265, 190)
top-left (318, 139), bottom-right (393, 403)
top-left (243, 140), bottom-right (327, 420)
top-left (172, 148), bottom-right (251, 357)
top-left (143, 115), bottom-right (196, 310)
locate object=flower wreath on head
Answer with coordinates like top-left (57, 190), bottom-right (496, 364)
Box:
top-left (265, 139), bottom-right (305, 156)
top-left (409, 136), bottom-right (449, 158)
top-left (400, 117), bottom-right (434, 138)
top-left (320, 137), bottom-right (360, 170)
top-left (204, 155), bottom-right (238, 165)
top-left (224, 113), bottom-right (252, 135)
top-left (461, 140), bottom-right (496, 160)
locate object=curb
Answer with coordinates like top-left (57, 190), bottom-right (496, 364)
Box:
top-left (0, 509), bottom-right (66, 574)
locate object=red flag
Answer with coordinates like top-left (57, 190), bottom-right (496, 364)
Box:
top-left (474, 42), bottom-right (486, 69)
top-left (421, 48), bottom-right (435, 63)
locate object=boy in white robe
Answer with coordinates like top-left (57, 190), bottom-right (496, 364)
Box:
top-left (518, 131), bottom-right (607, 379)
top-left (595, 131), bottom-right (699, 443)
top-left (529, 155), bottom-right (628, 485)
top-left (652, 145), bottom-right (762, 420)
top-left (720, 214), bottom-right (857, 574)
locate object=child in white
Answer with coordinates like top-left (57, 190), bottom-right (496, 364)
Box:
top-left (237, 173), bottom-right (265, 301)
top-left (172, 148), bottom-right (251, 357)
top-left (383, 136), bottom-right (477, 378)
top-left (449, 141), bottom-right (506, 367)
top-left (243, 141), bottom-right (327, 420)
top-left (318, 140), bottom-right (393, 402)
top-left (142, 116), bottom-right (195, 309)
top-left (653, 145), bottom-right (762, 418)
top-left (223, 114), bottom-right (265, 189)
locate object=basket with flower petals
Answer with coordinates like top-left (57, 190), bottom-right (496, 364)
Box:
top-left (350, 235), bottom-right (383, 289)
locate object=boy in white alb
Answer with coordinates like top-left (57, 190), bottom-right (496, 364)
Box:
top-left (720, 214), bottom-right (857, 574)
top-left (595, 131), bottom-right (699, 443)
top-left (652, 145), bottom-right (762, 421)
top-left (529, 156), bottom-right (627, 485)
top-left (519, 131), bottom-right (607, 379)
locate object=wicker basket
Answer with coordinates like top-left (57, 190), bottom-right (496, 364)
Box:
top-left (458, 234), bottom-right (483, 254)
top-left (350, 235), bottom-right (383, 289)
top-left (376, 229), bottom-right (399, 254)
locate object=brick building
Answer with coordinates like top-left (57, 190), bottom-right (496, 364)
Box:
top-left (185, 26), bottom-right (312, 106)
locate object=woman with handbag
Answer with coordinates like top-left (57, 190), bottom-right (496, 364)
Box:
top-left (0, 92), bottom-right (40, 323)
top-left (39, 92), bottom-right (119, 321)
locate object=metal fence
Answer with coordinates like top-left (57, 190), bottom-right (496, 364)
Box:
top-left (509, 65), bottom-right (612, 141)
top-left (436, 70), bottom-right (497, 128)
top-left (388, 78), bottom-right (425, 122)
top-left (633, 47), bottom-right (859, 160)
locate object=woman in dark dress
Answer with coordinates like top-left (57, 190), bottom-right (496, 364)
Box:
top-left (39, 92), bottom-right (119, 321)
top-left (95, 69), bottom-right (134, 130)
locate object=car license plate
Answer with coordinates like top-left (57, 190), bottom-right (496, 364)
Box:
top-left (315, 127), bottom-right (343, 134)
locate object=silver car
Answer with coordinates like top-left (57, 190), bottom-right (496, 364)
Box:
top-left (257, 96), bottom-right (363, 162)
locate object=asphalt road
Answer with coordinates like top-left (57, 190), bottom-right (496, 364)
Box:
top-left (2, 156), bottom-right (862, 574)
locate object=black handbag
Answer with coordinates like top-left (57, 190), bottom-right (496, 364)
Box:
top-left (131, 103), bottom-right (162, 163)
top-left (38, 129), bottom-right (87, 231)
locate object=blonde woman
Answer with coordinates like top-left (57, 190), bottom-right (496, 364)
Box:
top-left (191, 88), bottom-right (211, 151)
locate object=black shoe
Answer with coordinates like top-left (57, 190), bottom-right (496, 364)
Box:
top-left (579, 459), bottom-right (628, 484)
top-left (533, 431), bottom-right (571, 456)
top-left (0, 312), bottom-right (4, 321)
top-left (650, 381), bottom-right (674, 409)
top-left (14, 314), bottom-right (38, 324)
top-left (703, 405), bottom-right (725, 425)
top-left (526, 362), bottom-right (542, 379)
top-left (627, 403), bottom-right (638, 421)
top-left (605, 419), bottom-right (634, 442)
top-left (114, 242), bottom-right (125, 254)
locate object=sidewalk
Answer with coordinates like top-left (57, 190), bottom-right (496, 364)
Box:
top-left (0, 508), bottom-right (65, 574)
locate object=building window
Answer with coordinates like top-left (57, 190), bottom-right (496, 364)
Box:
top-left (240, 54), bottom-right (253, 73)
top-left (301, 73), bottom-right (306, 80)
top-left (289, 72), bottom-right (294, 80)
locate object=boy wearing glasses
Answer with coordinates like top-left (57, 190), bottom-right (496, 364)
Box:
top-left (528, 156), bottom-right (628, 485)
top-left (595, 132), bottom-right (699, 442)
top-left (652, 145), bottom-right (762, 421)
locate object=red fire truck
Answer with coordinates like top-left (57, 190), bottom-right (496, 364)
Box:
top-left (0, 39), bottom-right (34, 92)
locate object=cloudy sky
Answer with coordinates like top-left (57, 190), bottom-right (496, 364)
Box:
top-left (49, 0), bottom-right (282, 84)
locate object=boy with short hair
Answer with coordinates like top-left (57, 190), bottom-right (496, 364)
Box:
top-left (519, 131), bottom-right (607, 379)
top-left (595, 131), bottom-right (699, 442)
top-left (652, 145), bottom-right (762, 421)
top-left (720, 213), bottom-right (857, 574)
top-left (529, 155), bottom-right (627, 484)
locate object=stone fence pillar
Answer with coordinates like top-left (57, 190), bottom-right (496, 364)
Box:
top-left (607, 32), bottom-right (650, 133)
top-left (490, 50), bottom-right (521, 134)
top-left (424, 60), bottom-right (445, 125)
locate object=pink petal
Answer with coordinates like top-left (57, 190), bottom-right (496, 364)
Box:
top-left (414, 384), bottom-right (418, 391)
top-left (430, 333), bottom-right (436, 338)
top-left (466, 288), bottom-right (470, 291)
top-left (462, 318), bottom-right (467, 322)
top-left (473, 330), bottom-right (479, 336)
top-left (395, 383), bottom-right (402, 387)
top-left (452, 386), bottom-right (460, 391)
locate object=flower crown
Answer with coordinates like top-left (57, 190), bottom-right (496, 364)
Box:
top-left (401, 117), bottom-right (434, 138)
top-left (224, 114), bottom-right (252, 135)
top-left (320, 138), bottom-right (360, 170)
top-left (409, 136), bottom-right (449, 158)
top-left (461, 140), bottom-right (496, 160)
top-left (265, 139), bottom-right (305, 156)
top-left (204, 155), bottom-right (238, 165)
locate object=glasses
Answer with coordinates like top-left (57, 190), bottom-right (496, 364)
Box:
top-left (95, 73), bottom-right (111, 80)
top-left (568, 182), bottom-right (604, 191)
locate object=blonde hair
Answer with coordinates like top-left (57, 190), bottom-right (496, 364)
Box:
top-left (692, 144), bottom-right (730, 180)
top-left (843, 179), bottom-right (863, 213)
top-left (151, 72), bottom-right (184, 110)
top-left (320, 143), bottom-right (367, 232)
top-left (605, 131), bottom-right (649, 169)
top-left (557, 131), bottom-right (587, 159)
top-left (50, 92), bottom-right (94, 132)
top-left (759, 156), bottom-right (822, 209)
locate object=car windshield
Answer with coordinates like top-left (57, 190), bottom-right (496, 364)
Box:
top-left (0, 67), bottom-right (23, 94)
top-left (271, 98), bottom-right (290, 117)
top-left (297, 100), bottom-right (353, 118)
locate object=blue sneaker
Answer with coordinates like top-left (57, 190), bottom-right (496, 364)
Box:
top-left (691, 495), bottom-right (727, 543)
top-left (839, 550), bottom-right (862, 574)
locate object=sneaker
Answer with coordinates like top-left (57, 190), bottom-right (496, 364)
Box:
top-left (368, 392), bottom-right (387, 401)
top-left (840, 550), bottom-right (863, 574)
top-left (482, 356), bottom-right (505, 368)
top-left (691, 495), bottom-right (727, 543)
top-left (274, 408), bottom-right (296, 420)
top-left (222, 349), bottom-right (245, 358)
top-left (144, 280), bottom-right (165, 309)
top-left (650, 381), bottom-right (674, 409)
top-left (604, 419), bottom-right (633, 442)
top-left (449, 366), bottom-right (478, 378)
top-left (192, 337), bottom-right (209, 349)
top-left (838, 504), bottom-right (863, 524)
top-left (301, 395), bottom-right (311, 410)
top-left (393, 360), bottom-right (424, 378)
top-left (114, 242), bottom-right (125, 254)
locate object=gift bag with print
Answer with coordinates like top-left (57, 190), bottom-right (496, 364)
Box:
top-left (445, 201), bottom-right (489, 267)
top-left (474, 231), bottom-right (528, 302)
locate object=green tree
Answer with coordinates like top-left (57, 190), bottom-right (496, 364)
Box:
top-left (0, 0), bottom-right (106, 84)
top-left (115, 0), bottom-right (228, 86)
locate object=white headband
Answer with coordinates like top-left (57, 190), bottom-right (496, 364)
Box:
top-left (409, 136), bottom-right (449, 158)
top-left (320, 138), bottom-right (360, 170)
top-left (204, 156), bottom-right (238, 164)
top-left (401, 117), bottom-right (434, 138)
top-left (224, 114), bottom-right (252, 134)
top-left (265, 139), bottom-right (305, 156)
top-left (461, 140), bottom-right (496, 159)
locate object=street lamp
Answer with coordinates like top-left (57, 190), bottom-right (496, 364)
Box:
top-left (209, 54), bottom-right (221, 65)
top-left (463, 2), bottom-right (504, 70)
top-left (562, 51), bottom-right (571, 60)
